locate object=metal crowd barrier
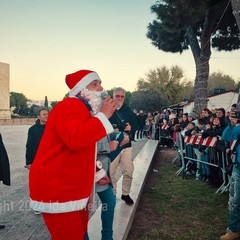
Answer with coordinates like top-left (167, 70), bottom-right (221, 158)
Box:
top-left (172, 132), bottom-right (232, 194)
top-left (157, 125), bottom-right (174, 147)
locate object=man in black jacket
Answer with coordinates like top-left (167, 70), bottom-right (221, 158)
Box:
top-left (25, 109), bottom-right (49, 168)
top-left (109, 87), bottom-right (138, 204)
top-left (0, 133), bottom-right (10, 229)
top-left (25, 108), bottom-right (48, 215)
top-left (137, 110), bottom-right (146, 140)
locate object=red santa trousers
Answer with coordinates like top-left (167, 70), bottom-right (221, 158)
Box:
top-left (42, 210), bottom-right (88, 240)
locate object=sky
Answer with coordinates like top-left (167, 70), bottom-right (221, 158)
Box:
top-left (0, 0), bottom-right (240, 101)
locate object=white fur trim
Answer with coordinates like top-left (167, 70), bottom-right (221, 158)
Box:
top-left (95, 112), bottom-right (114, 134)
top-left (30, 197), bottom-right (89, 213)
top-left (95, 168), bottom-right (106, 182)
top-left (69, 72), bottom-right (100, 96)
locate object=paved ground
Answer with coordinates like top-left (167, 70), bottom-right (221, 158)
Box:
top-left (0, 125), bottom-right (147, 240)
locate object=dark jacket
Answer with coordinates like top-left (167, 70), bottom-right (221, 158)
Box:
top-left (26, 120), bottom-right (46, 165)
top-left (0, 133), bottom-right (10, 186)
top-left (109, 103), bottom-right (138, 147)
top-left (201, 125), bottom-right (224, 138)
top-left (137, 114), bottom-right (147, 128)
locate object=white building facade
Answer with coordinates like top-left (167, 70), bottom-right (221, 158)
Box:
top-left (183, 90), bottom-right (239, 113)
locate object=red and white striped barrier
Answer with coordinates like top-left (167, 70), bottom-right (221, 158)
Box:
top-left (230, 140), bottom-right (237, 150)
top-left (161, 125), bottom-right (169, 130)
top-left (184, 135), bottom-right (217, 147)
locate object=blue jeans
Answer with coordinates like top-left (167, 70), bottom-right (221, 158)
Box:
top-left (137, 127), bottom-right (144, 139)
top-left (228, 166), bottom-right (240, 232)
top-left (85, 187), bottom-right (116, 240)
top-left (201, 154), bottom-right (210, 176)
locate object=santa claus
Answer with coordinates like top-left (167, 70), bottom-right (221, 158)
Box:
top-left (29, 69), bottom-right (117, 239)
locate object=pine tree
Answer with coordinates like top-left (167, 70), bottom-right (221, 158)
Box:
top-left (44, 96), bottom-right (49, 109)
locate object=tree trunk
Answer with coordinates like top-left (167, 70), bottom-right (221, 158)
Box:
top-left (231, 0), bottom-right (240, 30)
top-left (186, 27), bottom-right (201, 111)
top-left (193, 0), bottom-right (231, 113)
top-left (231, 0), bottom-right (240, 111)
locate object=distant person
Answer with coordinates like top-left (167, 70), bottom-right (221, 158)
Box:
top-left (225, 104), bottom-right (237, 125)
top-left (29, 69), bottom-right (117, 239)
top-left (25, 109), bottom-right (49, 169)
top-left (216, 108), bottom-right (227, 128)
top-left (0, 133), bottom-right (10, 229)
top-left (136, 110), bottom-right (146, 140)
top-left (109, 87), bottom-right (138, 205)
top-left (25, 108), bottom-right (49, 215)
top-left (201, 108), bottom-right (212, 124)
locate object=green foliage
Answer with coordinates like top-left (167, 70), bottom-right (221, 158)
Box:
top-left (207, 71), bottom-right (237, 94)
top-left (29, 104), bottom-right (42, 117)
top-left (107, 89), bottom-right (113, 97)
top-left (129, 66), bottom-right (193, 112)
top-left (63, 92), bottom-right (69, 99)
top-left (147, 21), bottom-right (189, 53)
top-left (147, 0), bottom-right (239, 53)
top-left (10, 92), bottom-right (29, 116)
top-left (44, 96), bottom-right (49, 109)
top-left (129, 90), bottom-right (167, 112)
top-left (211, 5), bottom-right (240, 51)
top-left (50, 101), bottom-right (59, 108)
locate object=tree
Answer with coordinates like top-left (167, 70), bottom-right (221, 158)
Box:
top-left (231, 0), bottom-right (240, 111)
top-left (147, 0), bottom-right (240, 112)
top-left (44, 96), bottom-right (49, 109)
top-left (181, 80), bottom-right (194, 101)
top-left (10, 92), bottom-right (29, 116)
top-left (63, 93), bottom-right (69, 99)
top-left (50, 101), bottom-right (59, 109)
top-left (231, 0), bottom-right (240, 30)
top-left (207, 71), bottom-right (236, 94)
top-left (129, 66), bottom-right (192, 112)
top-left (129, 90), bottom-right (167, 112)
top-left (29, 104), bottom-right (42, 117)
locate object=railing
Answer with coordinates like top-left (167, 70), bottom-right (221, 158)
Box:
top-left (156, 126), bottom-right (232, 194)
top-left (174, 132), bottom-right (231, 193)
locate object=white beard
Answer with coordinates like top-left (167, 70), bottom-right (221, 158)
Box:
top-left (80, 88), bottom-right (105, 114)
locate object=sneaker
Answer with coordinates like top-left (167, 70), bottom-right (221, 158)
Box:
top-left (0, 225), bottom-right (5, 229)
top-left (121, 195), bottom-right (134, 205)
top-left (34, 211), bottom-right (41, 215)
top-left (220, 231), bottom-right (240, 240)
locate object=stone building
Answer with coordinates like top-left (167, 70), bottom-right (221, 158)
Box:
top-left (0, 62), bottom-right (11, 119)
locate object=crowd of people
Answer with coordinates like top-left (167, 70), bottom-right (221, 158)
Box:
top-left (133, 104), bottom-right (240, 240)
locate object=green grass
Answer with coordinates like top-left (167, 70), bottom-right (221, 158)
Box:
top-left (128, 149), bottom-right (230, 240)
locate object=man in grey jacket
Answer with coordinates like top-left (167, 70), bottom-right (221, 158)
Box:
top-left (85, 132), bottom-right (129, 240)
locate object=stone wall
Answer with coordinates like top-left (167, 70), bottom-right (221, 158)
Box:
top-left (0, 118), bottom-right (36, 125)
top-left (0, 62), bottom-right (11, 119)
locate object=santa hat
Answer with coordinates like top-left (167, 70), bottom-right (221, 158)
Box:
top-left (65, 69), bottom-right (101, 96)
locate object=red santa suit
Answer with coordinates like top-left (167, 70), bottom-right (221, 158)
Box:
top-left (29, 69), bottom-right (114, 239)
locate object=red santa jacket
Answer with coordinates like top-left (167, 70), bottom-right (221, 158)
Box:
top-left (29, 97), bottom-right (113, 213)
